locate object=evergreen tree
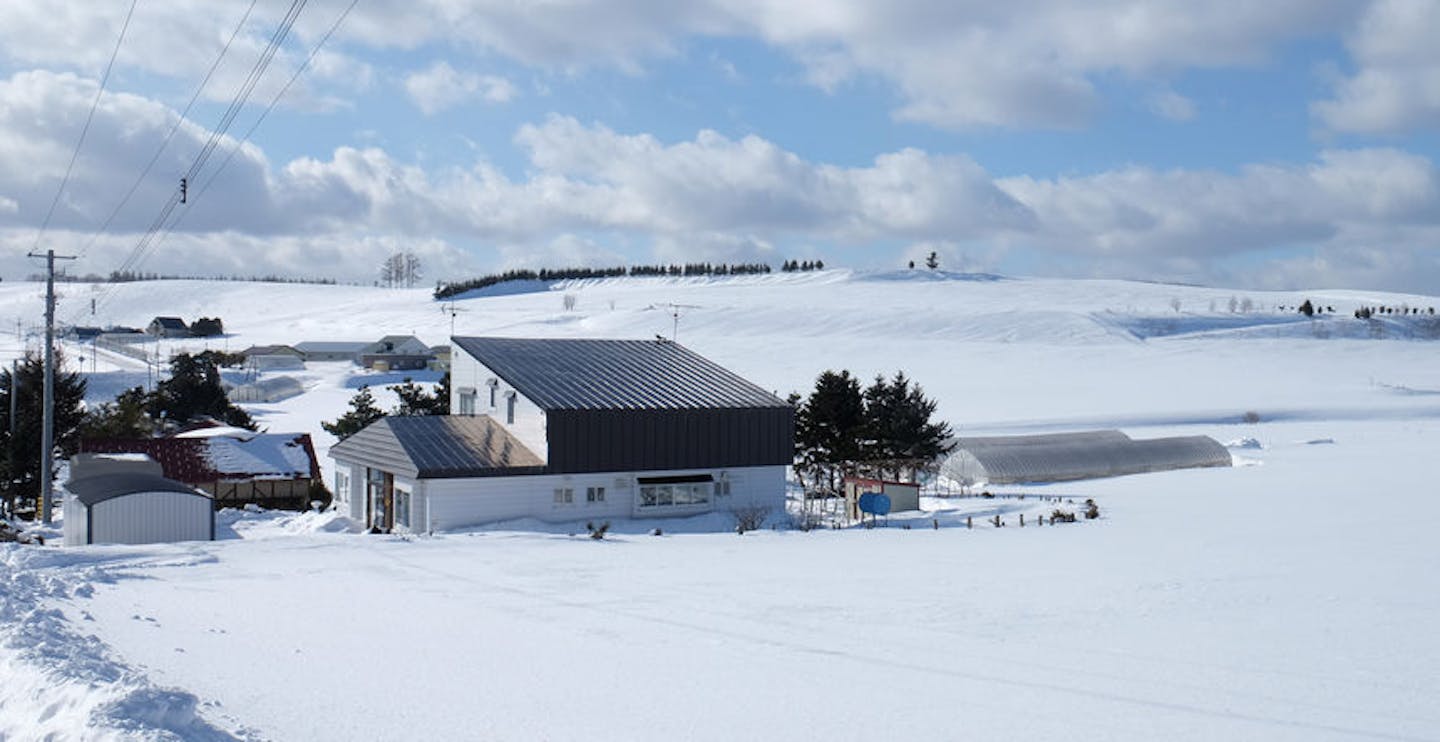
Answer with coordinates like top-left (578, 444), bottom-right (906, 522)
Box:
top-left (389, 372), bottom-right (450, 416)
top-left (925, 251), bottom-right (940, 270)
top-left (1298, 299), bottom-right (1315, 317)
top-left (148, 353), bottom-right (255, 430)
top-left (79, 386), bottom-right (155, 439)
top-left (0, 349), bottom-right (88, 517)
top-left (323, 386), bottom-right (386, 440)
top-left (793, 370), bottom-right (867, 498)
top-left (862, 371), bottom-right (953, 481)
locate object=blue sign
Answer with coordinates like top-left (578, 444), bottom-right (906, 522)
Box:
top-left (857, 492), bottom-right (891, 516)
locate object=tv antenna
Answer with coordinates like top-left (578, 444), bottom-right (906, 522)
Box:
top-left (665, 303), bottom-right (700, 341)
top-left (441, 301), bottom-right (468, 337)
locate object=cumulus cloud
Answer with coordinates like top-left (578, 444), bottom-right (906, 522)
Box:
top-left (404, 61), bottom-right (517, 115)
top-left (3, 69), bottom-right (1438, 290)
top-left (1313, 0), bottom-right (1440, 134)
top-left (0, 0), bottom-right (1367, 129)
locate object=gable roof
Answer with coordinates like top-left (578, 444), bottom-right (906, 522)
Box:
top-left (67, 472), bottom-right (211, 507)
top-left (451, 337), bottom-right (789, 411)
top-left (81, 433), bottom-right (321, 483)
top-left (148, 316), bottom-right (188, 329)
top-left (329, 415), bottom-right (544, 479)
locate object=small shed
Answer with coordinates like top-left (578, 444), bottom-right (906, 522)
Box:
top-left (63, 456), bottom-right (215, 546)
top-left (843, 477), bottom-right (921, 520)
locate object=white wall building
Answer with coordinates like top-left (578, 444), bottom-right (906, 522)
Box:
top-left (63, 455), bottom-right (215, 546)
top-left (330, 337), bottom-right (793, 532)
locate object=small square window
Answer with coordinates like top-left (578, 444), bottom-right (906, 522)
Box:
top-left (553, 487), bottom-right (574, 505)
top-left (586, 486), bottom-right (605, 503)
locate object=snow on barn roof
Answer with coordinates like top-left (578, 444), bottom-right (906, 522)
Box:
top-left (80, 433), bottom-right (321, 484)
top-left (66, 472), bottom-right (210, 507)
top-left (330, 415), bottom-right (545, 479)
top-left (451, 337), bottom-right (789, 411)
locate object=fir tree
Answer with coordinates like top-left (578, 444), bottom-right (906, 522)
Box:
top-left (323, 386), bottom-right (387, 441)
top-left (793, 370), bottom-right (867, 498)
top-left (389, 372), bottom-right (450, 416)
top-left (0, 349), bottom-right (88, 517)
top-left (148, 353), bottom-right (255, 430)
top-left (861, 371), bottom-right (953, 481)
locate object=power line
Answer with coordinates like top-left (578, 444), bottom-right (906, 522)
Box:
top-left (73, 0), bottom-right (262, 265)
top-left (29, 0), bottom-right (138, 252)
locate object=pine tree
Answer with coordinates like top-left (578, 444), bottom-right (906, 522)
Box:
top-left (0, 349), bottom-right (88, 517)
top-left (323, 387), bottom-right (387, 441)
top-left (389, 373), bottom-right (450, 416)
top-left (148, 353), bottom-right (256, 430)
top-left (79, 386), bottom-right (156, 439)
top-left (925, 251), bottom-right (940, 270)
top-left (793, 370), bottom-right (867, 498)
top-left (862, 372), bottom-right (953, 482)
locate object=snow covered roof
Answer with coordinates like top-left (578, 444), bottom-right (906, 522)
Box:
top-left (451, 336), bottom-right (790, 411)
top-left (944, 430), bottom-right (1231, 485)
top-left (80, 433), bottom-right (321, 484)
top-left (330, 416), bottom-right (545, 479)
top-left (67, 472), bottom-right (210, 507)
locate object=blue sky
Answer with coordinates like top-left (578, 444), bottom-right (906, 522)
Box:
top-left (0, 0), bottom-right (1438, 292)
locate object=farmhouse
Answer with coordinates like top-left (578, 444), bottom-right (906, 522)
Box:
top-left (329, 337), bottom-right (793, 532)
top-left (145, 316), bottom-right (191, 338)
top-left (358, 334), bottom-right (434, 370)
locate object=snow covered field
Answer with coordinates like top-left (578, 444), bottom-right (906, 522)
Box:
top-left (1, 270), bottom-right (1438, 740)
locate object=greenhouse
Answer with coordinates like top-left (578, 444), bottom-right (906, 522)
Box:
top-left (942, 430), bottom-right (1231, 487)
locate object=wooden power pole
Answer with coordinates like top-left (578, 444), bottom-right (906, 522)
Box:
top-left (26, 249), bottom-right (75, 524)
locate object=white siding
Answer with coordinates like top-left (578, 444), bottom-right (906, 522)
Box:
top-left (333, 462), bottom-right (364, 521)
top-left (421, 465), bottom-right (786, 531)
top-left (87, 491), bottom-right (213, 545)
top-left (449, 349), bottom-right (548, 461)
top-left (62, 496), bottom-right (88, 546)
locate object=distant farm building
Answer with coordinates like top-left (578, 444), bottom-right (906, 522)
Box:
top-left (942, 430), bottom-right (1231, 487)
top-left (359, 335), bottom-right (434, 371)
top-left (228, 375), bottom-right (306, 403)
top-left (63, 454), bottom-right (215, 546)
top-left (145, 316), bottom-right (191, 338)
top-left (331, 337), bottom-right (793, 532)
top-left (294, 341), bottom-right (370, 363)
top-left (80, 430), bottom-right (322, 510)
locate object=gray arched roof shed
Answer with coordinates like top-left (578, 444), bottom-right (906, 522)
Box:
top-left (944, 430), bottom-right (1231, 486)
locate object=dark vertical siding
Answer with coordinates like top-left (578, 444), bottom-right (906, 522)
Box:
top-left (546, 407), bottom-right (793, 473)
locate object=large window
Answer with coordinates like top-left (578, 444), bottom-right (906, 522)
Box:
top-left (458, 389), bottom-right (476, 416)
top-left (638, 482), bottom-right (710, 508)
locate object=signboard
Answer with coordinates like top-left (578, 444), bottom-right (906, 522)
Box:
top-left (857, 492), bottom-right (891, 516)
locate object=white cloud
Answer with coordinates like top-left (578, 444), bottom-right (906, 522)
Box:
top-left (403, 61), bottom-right (517, 115)
top-left (1148, 90), bottom-right (1196, 121)
top-left (1313, 0), bottom-right (1440, 134)
top-left (3, 70), bottom-right (1437, 290)
top-left (0, 1), bottom-right (1365, 130)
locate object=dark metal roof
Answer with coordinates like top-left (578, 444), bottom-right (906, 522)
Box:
top-left (67, 473), bottom-right (212, 507)
top-left (329, 415), bottom-right (545, 479)
top-left (451, 337), bottom-right (789, 411)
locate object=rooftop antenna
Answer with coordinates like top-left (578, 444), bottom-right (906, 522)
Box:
top-left (441, 301), bottom-right (468, 338)
top-left (666, 302), bottom-right (700, 341)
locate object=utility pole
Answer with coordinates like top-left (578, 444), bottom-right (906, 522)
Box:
top-left (27, 249), bottom-right (75, 524)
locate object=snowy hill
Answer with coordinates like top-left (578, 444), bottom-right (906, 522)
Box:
top-left (1, 270), bottom-right (1437, 740)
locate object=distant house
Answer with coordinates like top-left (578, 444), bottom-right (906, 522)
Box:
top-left (63, 454), bottom-right (215, 546)
top-left (80, 430), bottom-right (322, 510)
top-left (358, 335), bottom-right (434, 371)
top-left (294, 341), bottom-right (371, 363)
top-left (330, 337), bottom-right (793, 532)
top-left (146, 316), bottom-right (191, 338)
top-left (64, 326), bottom-right (105, 340)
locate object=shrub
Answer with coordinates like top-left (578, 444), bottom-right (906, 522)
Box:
top-left (732, 505), bottom-right (770, 534)
top-left (1051, 509), bottom-right (1077, 523)
top-left (587, 521), bottom-right (610, 540)
top-left (1242, 410), bottom-right (1261, 424)
top-left (1084, 499), bottom-right (1100, 519)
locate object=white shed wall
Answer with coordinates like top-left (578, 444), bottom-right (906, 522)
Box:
top-left (63, 496), bottom-right (88, 546)
top-left (85, 491), bottom-right (214, 545)
top-left (450, 350), bottom-right (548, 460)
top-left (419, 465), bottom-right (785, 532)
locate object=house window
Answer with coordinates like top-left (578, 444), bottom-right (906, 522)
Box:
top-left (553, 487), bottom-right (574, 505)
top-left (586, 486), bottom-right (605, 504)
top-left (487, 378), bottom-right (498, 408)
top-left (638, 483), bottom-right (710, 509)
top-left (395, 486), bottom-right (411, 529)
top-left (504, 391), bottom-right (516, 424)
top-left (713, 478), bottom-right (731, 498)
top-left (458, 390), bottom-right (476, 416)
top-left (335, 470), bottom-right (350, 503)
